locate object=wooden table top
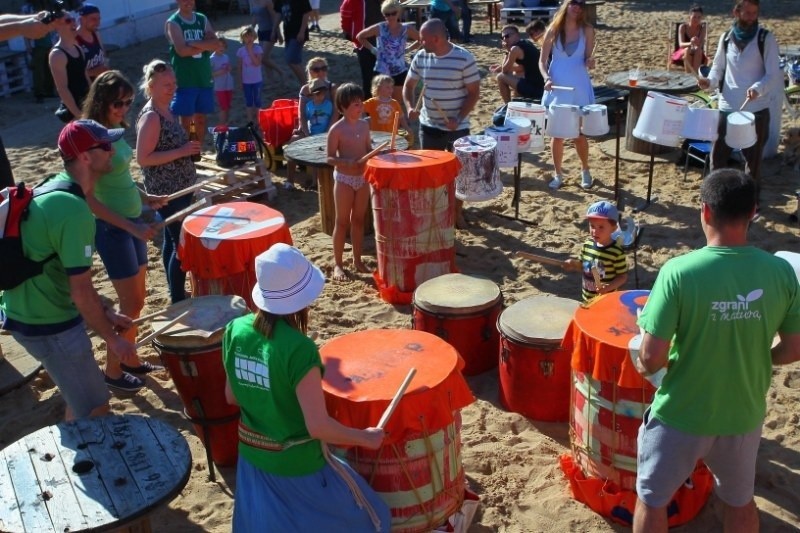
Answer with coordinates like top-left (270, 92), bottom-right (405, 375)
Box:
top-left (606, 69), bottom-right (698, 94)
top-left (284, 131), bottom-right (408, 168)
top-left (0, 415), bottom-right (191, 533)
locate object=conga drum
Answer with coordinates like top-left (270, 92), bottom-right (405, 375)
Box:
top-left (320, 329), bottom-right (475, 533)
top-left (497, 295), bottom-right (579, 421)
top-left (179, 202), bottom-right (293, 309)
top-left (452, 135), bottom-right (503, 202)
top-left (152, 295), bottom-right (248, 467)
top-left (365, 150), bottom-right (461, 304)
top-left (560, 290), bottom-right (712, 527)
top-left (412, 273), bottom-right (501, 375)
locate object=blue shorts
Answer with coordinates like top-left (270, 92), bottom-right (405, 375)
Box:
top-left (95, 218), bottom-right (148, 280)
top-left (284, 38), bottom-right (304, 66)
top-left (11, 323), bottom-right (109, 418)
top-left (243, 82), bottom-right (263, 108)
top-left (258, 29), bottom-right (276, 44)
top-left (170, 87), bottom-right (215, 116)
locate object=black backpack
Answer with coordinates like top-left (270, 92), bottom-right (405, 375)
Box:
top-left (0, 179), bottom-right (84, 290)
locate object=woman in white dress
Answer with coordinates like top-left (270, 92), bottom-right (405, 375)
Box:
top-left (539, 0), bottom-right (596, 190)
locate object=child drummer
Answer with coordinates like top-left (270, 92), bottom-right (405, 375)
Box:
top-left (326, 83), bottom-right (373, 282)
top-left (564, 201), bottom-right (628, 302)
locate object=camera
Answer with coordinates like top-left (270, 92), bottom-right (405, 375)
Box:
top-left (41, 1), bottom-right (66, 24)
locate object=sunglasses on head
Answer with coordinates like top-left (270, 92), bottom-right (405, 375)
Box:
top-left (112, 98), bottom-right (134, 109)
top-left (383, 11), bottom-right (398, 17)
top-left (150, 62), bottom-right (169, 76)
top-left (569, 0), bottom-right (585, 5)
top-left (310, 65), bottom-right (328, 72)
top-left (87, 142), bottom-right (113, 152)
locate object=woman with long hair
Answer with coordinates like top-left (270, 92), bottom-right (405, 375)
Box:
top-left (672, 5), bottom-right (707, 74)
top-left (135, 59), bottom-right (201, 304)
top-left (82, 70), bottom-right (168, 392)
top-left (538, 0), bottom-right (596, 190)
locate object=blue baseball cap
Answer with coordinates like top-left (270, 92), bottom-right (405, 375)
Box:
top-left (78, 3), bottom-right (100, 16)
top-left (586, 200), bottom-right (619, 221)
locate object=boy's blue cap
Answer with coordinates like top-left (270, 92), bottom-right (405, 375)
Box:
top-left (586, 201), bottom-right (619, 221)
top-left (78, 3), bottom-right (100, 16)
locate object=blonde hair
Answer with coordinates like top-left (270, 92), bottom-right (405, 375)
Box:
top-left (548, 0), bottom-right (588, 47)
top-left (380, 0), bottom-right (402, 14)
top-left (305, 56), bottom-right (328, 81)
top-left (371, 74), bottom-right (393, 96)
top-left (139, 59), bottom-right (172, 97)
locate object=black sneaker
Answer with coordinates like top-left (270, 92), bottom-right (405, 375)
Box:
top-left (120, 361), bottom-right (165, 375)
top-left (105, 372), bottom-right (144, 392)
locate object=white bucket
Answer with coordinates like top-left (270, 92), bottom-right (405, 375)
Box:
top-left (580, 104), bottom-right (610, 136)
top-left (632, 91), bottom-right (688, 147)
top-left (546, 104), bottom-right (581, 139)
top-left (485, 126), bottom-right (518, 168)
top-left (725, 111), bottom-right (756, 149)
top-left (681, 107), bottom-right (720, 141)
top-left (507, 101), bottom-right (546, 152)
top-left (504, 116), bottom-right (532, 151)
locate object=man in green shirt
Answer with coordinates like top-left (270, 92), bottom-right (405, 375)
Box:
top-left (632, 168), bottom-right (800, 532)
top-left (1, 120), bottom-right (137, 420)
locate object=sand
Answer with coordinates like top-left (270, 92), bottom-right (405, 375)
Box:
top-left (1, 1), bottom-right (800, 531)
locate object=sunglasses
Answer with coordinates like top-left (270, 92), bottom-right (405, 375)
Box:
top-left (383, 11), bottom-right (398, 17)
top-left (112, 98), bottom-right (134, 109)
top-left (87, 142), bottom-right (113, 152)
top-left (310, 65), bottom-right (328, 72)
top-left (569, 0), bottom-right (585, 6)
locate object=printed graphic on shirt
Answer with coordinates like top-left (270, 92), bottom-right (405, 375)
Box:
top-left (234, 347), bottom-right (270, 389)
top-left (710, 289), bottom-right (764, 322)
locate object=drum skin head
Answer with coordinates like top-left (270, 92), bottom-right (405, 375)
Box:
top-left (499, 295), bottom-right (579, 345)
top-left (413, 273), bottom-right (501, 315)
top-left (152, 295), bottom-right (248, 349)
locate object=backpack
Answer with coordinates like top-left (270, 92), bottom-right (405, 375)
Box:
top-left (0, 179), bottom-right (84, 290)
top-left (719, 27), bottom-right (768, 90)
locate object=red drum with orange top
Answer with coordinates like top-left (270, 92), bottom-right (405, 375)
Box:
top-left (497, 295), bottom-right (579, 421)
top-left (412, 273), bottom-right (502, 375)
top-left (152, 295), bottom-right (248, 467)
top-left (560, 290), bottom-right (712, 527)
top-left (179, 202), bottom-right (293, 309)
top-left (365, 150), bottom-right (461, 304)
top-left (320, 329), bottom-right (474, 533)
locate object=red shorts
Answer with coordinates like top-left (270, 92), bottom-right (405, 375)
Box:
top-left (215, 90), bottom-right (233, 112)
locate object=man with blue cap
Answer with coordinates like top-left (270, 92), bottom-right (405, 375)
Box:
top-left (76, 2), bottom-right (109, 81)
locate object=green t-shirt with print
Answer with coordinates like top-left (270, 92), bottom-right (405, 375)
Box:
top-left (639, 246), bottom-right (800, 436)
top-left (168, 11), bottom-right (213, 89)
top-left (223, 314), bottom-right (325, 476)
top-left (93, 137), bottom-right (142, 219)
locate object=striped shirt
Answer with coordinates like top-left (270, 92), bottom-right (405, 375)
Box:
top-left (407, 45), bottom-right (479, 131)
top-left (579, 239), bottom-right (627, 302)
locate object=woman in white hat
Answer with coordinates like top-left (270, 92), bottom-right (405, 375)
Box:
top-left (222, 244), bottom-right (390, 532)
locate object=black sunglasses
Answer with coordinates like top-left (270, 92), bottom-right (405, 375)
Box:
top-left (112, 98), bottom-right (134, 109)
top-left (310, 65), bottom-right (328, 72)
top-left (87, 142), bottom-right (113, 152)
top-left (569, 0), bottom-right (585, 5)
top-left (383, 11), bottom-right (398, 17)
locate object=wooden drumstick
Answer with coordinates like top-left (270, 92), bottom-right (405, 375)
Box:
top-left (134, 310), bottom-right (190, 349)
top-left (430, 98), bottom-right (449, 121)
top-left (157, 198), bottom-right (209, 229)
top-left (358, 141), bottom-right (390, 164)
top-left (131, 308), bottom-right (170, 326)
top-left (514, 251), bottom-right (567, 268)
top-left (166, 178), bottom-right (216, 201)
top-left (413, 84), bottom-right (426, 113)
top-left (390, 111), bottom-right (400, 150)
top-left (739, 96), bottom-right (751, 111)
top-left (591, 265), bottom-right (603, 289)
top-left (377, 368), bottom-right (417, 430)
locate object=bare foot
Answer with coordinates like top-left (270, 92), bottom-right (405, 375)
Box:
top-left (456, 215), bottom-right (470, 230)
top-left (354, 260), bottom-right (370, 273)
top-left (333, 265), bottom-right (348, 281)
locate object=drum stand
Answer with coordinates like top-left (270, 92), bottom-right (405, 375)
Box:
top-left (499, 153), bottom-right (537, 225)
top-left (184, 400), bottom-right (240, 483)
top-left (633, 143), bottom-right (657, 212)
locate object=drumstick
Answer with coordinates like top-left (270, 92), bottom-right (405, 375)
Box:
top-left (739, 96), bottom-right (751, 111)
top-left (358, 141), bottom-right (390, 164)
top-left (591, 265), bottom-right (603, 289)
top-left (413, 84), bottom-right (426, 113)
top-left (377, 368), bottom-right (417, 430)
top-left (166, 178), bottom-right (216, 201)
top-left (551, 85), bottom-right (574, 91)
top-left (134, 310), bottom-right (190, 349)
top-left (390, 111), bottom-right (400, 150)
top-left (131, 308), bottom-right (169, 326)
top-left (156, 198), bottom-right (209, 229)
top-left (430, 98), bottom-right (449, 121)
top-left (514, 251), bottom-right (567, 268)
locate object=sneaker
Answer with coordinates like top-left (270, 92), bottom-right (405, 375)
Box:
top-left (548, 175), bottom-right (563, 190)
top-left (105, 372), bottom-right (144, 392)
top-left (120, 361), bottom-right (165, 375)
top-left (283, 181), bottom-right (296, 190)
top-left (581, 169), bottom-right (594, 189)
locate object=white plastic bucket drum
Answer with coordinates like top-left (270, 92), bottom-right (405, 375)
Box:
top-left (632, 91), bottom-right (688, 147)
top-left (546, 104), bottom-right (581, 139)
top-left (506, 101), bottom-right (546, 152)
top-left (453, 135), bottom-right (503, 202)
top-left (681, 107), bottom-right (720, 141)
top-left (725, 111), bottom-right (756, 149)
top-left (580, 104), bottom-right (610, 136)
top-left (504, 116), bottom-right (532, 151)
top-left (485, 126), bottom-right (518, 168)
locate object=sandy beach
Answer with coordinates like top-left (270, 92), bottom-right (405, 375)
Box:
top-left (1, 0), bottom-right (800, 531)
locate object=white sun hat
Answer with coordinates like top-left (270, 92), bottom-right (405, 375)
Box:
top-left (251, 244), bottom-right (325, 315)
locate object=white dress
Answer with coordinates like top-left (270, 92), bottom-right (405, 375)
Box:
top-left (542, 28), bottom-right (595, 108)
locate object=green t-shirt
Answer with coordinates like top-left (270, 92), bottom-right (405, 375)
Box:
top-left (223, 315), bottom-right (325, 476)
top-left (639, 246), bottom-right (800, 436)
top-left (93, 137), bottom-right (142, 219)
top-left (1, 173), bottom-right (94, 325)
top-left (168, 12), bottom-right (213, 89)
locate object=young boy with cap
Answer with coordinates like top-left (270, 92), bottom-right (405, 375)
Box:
top-left (564, 200), bottom-right (628, 302)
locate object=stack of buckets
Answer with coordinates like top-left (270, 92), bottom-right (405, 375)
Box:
top-left (485, 101), bottom-right (546, 168)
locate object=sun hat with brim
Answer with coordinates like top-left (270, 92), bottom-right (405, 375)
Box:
top-left (251, 243), bottom-right (325, 315)
top-left (586, 200), bottom-right (619, 222)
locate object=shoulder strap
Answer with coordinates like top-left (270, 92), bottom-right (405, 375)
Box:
top-left (719, 28), bottom-right (767, 90)
top-left (33, 178), bottom-right (85, 200)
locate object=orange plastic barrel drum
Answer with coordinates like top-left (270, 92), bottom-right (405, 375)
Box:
top-left (320, 329), bottom-right (475, 533)
top-left (365, 150), bottom-right (461, 304)
top-left (152, 295), bottom-right (248, 466)
top-left (561, 290), bottom-right (712, 527)
top-left (412, 273), bottom-right (502, 375)
top-left (497, 295), bottom-right (579, 421)
top-left (179, 202), bottom-right (293, 310)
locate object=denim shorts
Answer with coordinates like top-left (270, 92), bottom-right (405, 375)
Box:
top-left (11, 323), bottom-right (109, 417)
top-left (243, 82), bottom-right (263, 108)
top-left (95, 218), bottom-right (147, 280)
top-left (284, 38), bottom-right (304, 66)
top-left (171, 87), bottom-right (215, 116)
